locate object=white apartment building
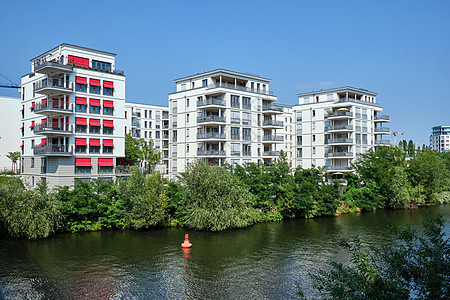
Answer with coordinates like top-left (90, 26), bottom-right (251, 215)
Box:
top-left (0, 96), bottom-right (21, 170)
top-left (430, 126), bottom-right (450, 152)
top-left (124, 102), bottom-right (169, 173)
top-left (168, 69), bottom-right (286, 179)
top-left (20, 44), bottom-right (126, 188)
top-left (293, 87), bottom-right (390, 177)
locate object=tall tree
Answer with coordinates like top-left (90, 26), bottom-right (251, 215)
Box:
top-left (407, 140), bottom-right (415, 157)
top-left (139, 139), bottom-right (161, 171)
top-left (124, 133), bottom-right (141, 164)
top-left (6, 151), bottom-right (20, 172)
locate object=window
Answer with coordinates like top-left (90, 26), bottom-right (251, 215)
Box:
top-left (103, 107), bottom-right (113, 115)
top-left (75, 166), bottom-right (91, 173)
top-left (313, 135), bottom-right (316, 142)
top-left (75, 83), bottom-right (87, 92)
top-left (243, 144), bottom-right (251, 156)
top-left (144, 110), bottom-right (148, 118)
top-left (103, 126), bottom-right (113, 134)
top-left (186, 128), bottom-right (189, 137)
top-left (231, 143), bottom-right (240, 156)
top-left (231, 127), bottom-right (240, 140)
top-left (90, 146), bottom-right (100, 153)
top-left (156, 131), bottom-right (160, 138)
top-left (242, 97), bottom-right (251, 109)
top-left (297, 148), bottom-right (302, 157)
top-left (243, 128), bottom-right (251, 141)
top-left (313, 147), bottom-right (316, 154)
top-left (99, 166), bottom-right (113, 173)
top-left (186, 114), bottom-right (190, 122)
top-left (172, 101), bottom-right (177, 113)
top-left (91, 60), bottom-right (111, 72)
top-left (362, 134), bottom-right (367, 144)
top-left (172, 130), bottom-right (177, 142)
top-left (90, 85), bottom-right (100, 94)
top-left (103, 87), bottom-right (113, 96)
top-left (231, 95), bottom-right (240, 108)
top-left (144, 121), bottom-right (147, 128)
top-left (75, 145), bottom-right (86, 153)
top-left (297, 136), bottom-right (302, 146)
top-left (312, 110), bottom-right (316, 117)
top-left (76, 104), bottom-right (87, 112)
top-left (187, 145), bottom-right (190, 153)
top-left (231, 111), bottom-right (240, 124)
top-left (31, 139), bottom-right (35, 148)
top-left (186, 99), bottom-right (189, 107)
top-left (68, 55), bottom-right (89, 68)
top-left (103, 146), bottom-right (113, 154)
top-left (242, 112), bottom-right (251, 125)
top-left (90, 105), bottom-right (100, 114)
top-left (31, 158), bottom-right (34, 168)
top-left (90, 126), bottom-right (100, 134)
top-left (76, 125), bottom-right (87, 133)
top-left (202, 79), bottom-right (207, 87)
top-left (172, 145), bottom-right (177, 157)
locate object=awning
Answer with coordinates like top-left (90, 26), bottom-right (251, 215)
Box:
top-left (20, 123), bottom-right (24, 130)
top-left (75, 97), bottom-right (87, 105)
top-left (75, 117), bottom-right (87, 125)
top-left (29, 121), bottom-right (35, 128)
top-left (75, 138), bottom-right (87, 146)
top-left (103, 81), bottom-right (114, 89)
top-left (89, 139), bottom-right (101, 146)
top-left (20, 105), bottom-right (24, 112)
top-left (103, 139), bottom-right (114, 147)
top-left (89, 118), bottom-right (101, 126)
top-left (75, 76), bottom-right (87, 84)
top-left (89, 98), bottom-right (101, 106)
top-left (39, 138), bottom-right (47, 146)
top-left (98, 158), bottom-right (114, 167)
top-left (103, 120), bottom-right (114, 127)
top-left (75, 158), bottom-right (92, 167)
top-left (30, 102), bottom-right (35, 110)
top-left (41, 118), bottom-right (47, 124)
top-left (103, 100), bottom-right (114, 108)
top-left (20, 141), bottom-right (24, 147)
top-left (90, 79), bottom-right (101, 86)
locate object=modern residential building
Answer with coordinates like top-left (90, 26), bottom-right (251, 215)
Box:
top-left (0, 96), bottom-right (21, 170)
top-left (293, 87), bottom-right (390, 177)
top-left (430, 125), bottom-right (450, 152)
top-left (20, 44), bottom-right (126, 188)
top-left (124, 102), bottom-right (169, 173)
top-left (167, 69), bottom-right (286, 179)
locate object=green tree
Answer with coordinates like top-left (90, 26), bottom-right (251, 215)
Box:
top-left (178, 160), bottom-right (259, 231)
top-left (139, 139), bottom-right (161, 171)
top-left (6, 151), bottom-right (20, 172)
top-left (124, 133), bottom-right (142, 164)
top-left (407, 140), bottom-right (415, 157)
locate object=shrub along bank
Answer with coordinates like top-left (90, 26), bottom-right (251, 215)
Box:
top-left (0, 147), bottom-right (449, 239)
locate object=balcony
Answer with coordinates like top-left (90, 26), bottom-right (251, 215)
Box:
top-left (132, 121), bottom-right (141, 128)
top-left (325, 152), bottom-right (353, 158)
top-left (34, 101), bottom-right (73, 115)
top-left (34, 123), bottom-right (73, 135)
top-left (262, 105), bottom-right (283, 114)
top-left (326, 138), bottom-right (353, 145)
top-left (197, 132), bottom-right (226, 140)
top-left (231, 151), bottom-right (240, 156)
top-left (263, 151), bottom-right (281, 156)
top-left (197, 115), bottom-right (225, 123)
top-left (326, 111), bottom-right (353, 119)
top-left (375, 114), bottom-right (390, 122)
top-left (34, 144), bottom-right (72, 156)
top-left (337, 97), bottom-right (379, 107)
top-left (325, 124), bottom-right (353, 132)
top-left (35, 79), bottom-right (73, 95)
top-left (197, 150), bottom-right (226, 156)
top-left (325, 165), bottom-right (353, 172)
top-left (262, 120), bottom-right (284, 128)
top-left (375, 140), bottom-right (391, 146)
top-left (207, 82), bottom-right (274, 96)
top-left (263, 135), bottom-right (284, 142)
top-left (34, 61), bottom-right (73, 75)
top-left (197, 98), bottom-right (225, 107)
top-left (375, 127), bottom-right (390, 133)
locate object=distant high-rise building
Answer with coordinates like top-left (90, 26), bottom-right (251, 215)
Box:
top-left (430, 126), bottom-right (450, 152)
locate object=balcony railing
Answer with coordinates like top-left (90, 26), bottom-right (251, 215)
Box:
top-left (243, 151), bottom-right (251, 156)
top-left (337, 97), bottom-right (379, 107)
top-left (375, 114), bottom-right (390, 121)
top-left (325, 124), bottom-right (353, 131)
top-left (197, 132), bottom-right (226, 139)
top-left (325, 165), bottom-right (352, 171)
top-left (263, 120), bottom-right (284, 127)
top-left (375, 140), bottom-right (391, 145)
top-left (208, 82), bottom-right (274, 96)
top-left (197, 98), bottom-right (225, 107)
top-left (325, 152), bottom-right (353, 157)
top-left (242, 135), bottom-right (251, 141)
top-left (34, 144), bottom-right (72, 155)
top-left (35, 79), bottom-right (73, 93)
top-left (197, 115), bottom-right (225, 123)
top-left (263, 151), bottom-right (281, 156)
top-left (326, 111), bottom-right (353, 118)
top-left (34, 123), bottom-right (73, 134)
top-left (375, 127), bottom-right (390, 133)
top-left (34, 101), bottom-right (72, 113)
top-left (34, 61), bottom-right (73, 73)
top-left (197, 150), bottom-right (226, 156)
top-left (326, 138), bottom-right (353, 144)
top-left (262, 105), bottom-right (283, 112)
top-left (231, 151), bottom-right (240, 156)
top-left (263, 135), bottom-right (284, 142)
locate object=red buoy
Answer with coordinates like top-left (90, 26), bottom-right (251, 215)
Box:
top-left (181, 234), bottom-right (192, 248)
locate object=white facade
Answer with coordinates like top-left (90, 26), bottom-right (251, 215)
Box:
top-left (124, 102), bottom-right (169, 173)
top-left (168, 69), bottom-right (286, 179)
top-left (293, 87), bottom-right (390, 176)
top-left (430, 126), bottom-right (450, 152)
top-left (20, 44), bottom-right (126, 188)
top-left (0, 96), bottom-right (21, 170)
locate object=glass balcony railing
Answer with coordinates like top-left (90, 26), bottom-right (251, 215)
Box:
top-left (197, 115), bottom-right (225, 123)
top-left (34, 144), bottom-right (72, 155)
top-left (375, 115), bottom-right (390, 121)
top-left (34, 123), bottom-right (73, 134)
top-left (263, 135), bottom-right (284, 142)
top-left (208, 82), bottom-right (274, 96)
top-left (326, 111), bottom-right (353, 118)
top-left (325, 124), bottom-right (353, 131)
top-left (263, 151), bottom-right (281, 156)
top-left (197, 132), bottom-right (226, 139)
top-left (263, 120), bottom-right (284, 127)
top-left (326, 138), bottom-right (353, 144)
top-left (375, 127), bottom-right (390, 133)
top-left (197, 97), bottom-right (225, 107)
top-left (197, 150), bottom-right (225, 156)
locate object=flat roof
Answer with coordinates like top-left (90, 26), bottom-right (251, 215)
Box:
top-left (296, 86), bottom-right (378, 97)
top-left (174, 68), bottom-right (271, 83)
top-left (30, 43), bottom-right (117, 61)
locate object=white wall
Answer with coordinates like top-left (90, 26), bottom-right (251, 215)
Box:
top-left (0, 96), bottom-right (21, 170)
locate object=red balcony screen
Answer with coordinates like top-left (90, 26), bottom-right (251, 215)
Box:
top-left (103, 81), bottom-right (114, 88)
top-left (103, 139), bottom-right (114, 147)
top-left (30, 102), bottom-right (35, 110)
top-left (75, 138), bottom-right (87, 146)
top-left (20, 123), bottom-right (24, 130)
top-left (75, 117), bottom-right (87, 125)
top-left (20, 105), bottom-right (24, 112)
top-left (39, 138), bottom-right (47, 146)
top-left (89, 99), bottom-right (101, 106)
top-left (75, 158), bottom-right (92, 167)
top-left (90, 79), bottom-right (101, 86)
top-left (20, 141), bottom-right (24, 147)
top-left (98, 158), bottom-right (114, 167)
top-left (89, 139), bottom-right (101, 146)
top-left (75, 97), bottom-right (87, 105)
top-left (41, 118), bottom-right (47, 124)
top-left (75, 76), bottom-right (87, 84)
top-left (29, 120), bottom-right (35, 128)
top-left (103, 100), bottom-right (114, 108)
top-left (89, 119), bottom-right (101, 126)
top-left (69, 56), bottom-right (89, 68)
top-left (103, 120), bottom-right (114, 127)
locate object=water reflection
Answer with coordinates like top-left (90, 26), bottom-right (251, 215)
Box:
top-left (0, 205), bottom-right (449, 299)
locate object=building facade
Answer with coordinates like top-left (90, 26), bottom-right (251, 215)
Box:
top-left (430, 126), bottom-right (450, 152)
top-left (124, 102), bottom-right (169, 173)
top-left (0, 96), bottom-right (21, 170)
top-left (167, 69), bottom-right (286, 179)
top-left (293, 87), bottom-right (390, 177)
top-left (20, 44), bottom-right (126, 188)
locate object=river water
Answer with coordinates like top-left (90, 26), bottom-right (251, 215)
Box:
top-left (1, 205), bottom-right (449, 299)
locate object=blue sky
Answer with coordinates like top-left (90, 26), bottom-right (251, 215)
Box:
top-left (1, 0), bottom-right (449, 146)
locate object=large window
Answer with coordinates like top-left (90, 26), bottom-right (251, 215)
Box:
top-left (242, 97), bottom-right (251, 109)
top-left (89, 146), bottom-right (100, 153)
top-left (243, 128), bottom-right (251, 141)
top-left (103, 146), bottom-right (113, 154)
top-left (90, 85), bottom-right (100, 94)
top-left (92, 60), bottom-right (111, 72)
top-left (103, 107), bottom-right (113, 115)
top-left (75, 83), bottom-right (87, 92)
top-left (75, 145), bottom-right (86, 153)
top-left (103, 127), bottom-right (113, 134)
top-left (231, 127), bottom-right (240, 140)
top-left (90, 126), bottom-right (100, 134)
top-left (231, 111), bottom-right (240, 124)
top-left (243, 112), bottom-right (251, 125)
top-left (76, 104), bottom-right (87, 112)
top-left (231, 95), bottom-right (240, 108)
top-left (103, 87), bottom-right (113, 96)
top-left (90, 105), bottom-right (100, 114)
top-left (76, 125), bottom-right (87, 133)
top-left (75, 166), bottom-right (91, 173)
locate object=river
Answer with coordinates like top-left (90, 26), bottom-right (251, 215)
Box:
top-left (1, 204), bottom-right (449, 299)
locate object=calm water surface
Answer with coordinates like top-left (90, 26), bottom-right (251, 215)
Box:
top-left (1, 205), bottom-right (450, 299)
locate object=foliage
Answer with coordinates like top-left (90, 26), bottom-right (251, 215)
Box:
top-left (118, 168), bottom-right (167, 229)
top-left (124, 133), bottom-right (161, 169)
top-left (302, 216), bottom-right (450, 299)
top-left (139, 139), bottom-right (161, 170)
top-left (6, 151), bottom-right (21, 172)
top-left (124, 133), bottom-right (142, 164)
top-left (178, 160), bottom-right (259, 231)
